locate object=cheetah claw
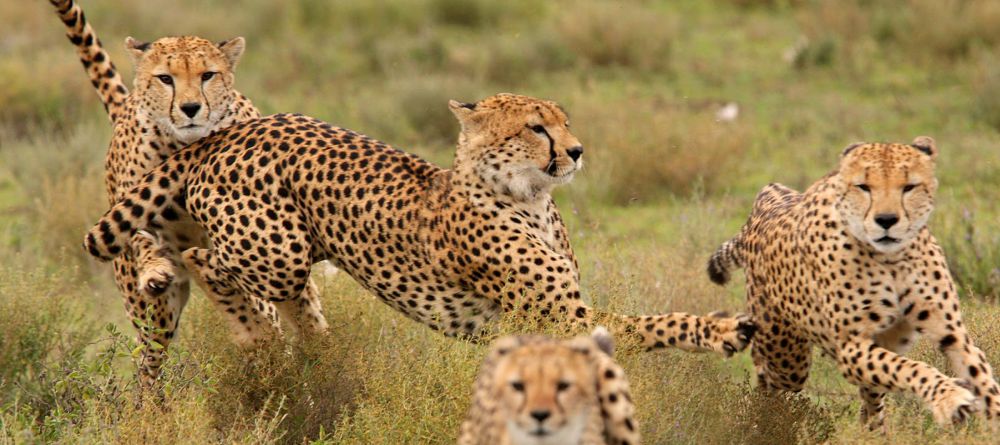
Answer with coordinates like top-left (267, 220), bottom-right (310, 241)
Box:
top-left (931, 379), bottom-right (979, 426)
top-left (139, 263), bottom-right (176, 297)
top-left (710, 311), bottom-right (756, 357)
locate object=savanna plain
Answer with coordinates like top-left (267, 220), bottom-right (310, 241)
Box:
top-left (3, 0), bottom-right (1000, 443)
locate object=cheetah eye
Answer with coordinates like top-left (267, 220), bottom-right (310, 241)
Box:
top-left (156, 75), bottom-right (173, 85)
top-left (511, 381), bottom-right (525, 392)
top-left (902, 184), bottom-right (917, 193)
top-left (855, 184), bottom-right (870, 192)
top-left (530, 125), bottom-right (546, 134)
top-left (556, 381), bottom-right (570, 392)
top-left (201, 72), bottom-right (217, 82)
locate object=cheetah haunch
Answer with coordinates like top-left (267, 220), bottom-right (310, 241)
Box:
top-left (709, 137), bottom-right (1000, 428)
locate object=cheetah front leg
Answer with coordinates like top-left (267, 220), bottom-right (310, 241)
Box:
top-left (856, 321), bottom-right (919, 432)
top-left (615, 311), bottom-right (756, 357)
top-left (131, 230), bottom-right (179, 296)
top-left (909, 288), bottom-right (1000, 420)
top-left (491, 242), bottom-right (755, 357)
top-left (113, 255), bottom-right (189, 389)
top-left (836, 337), bottom-right (977, 425)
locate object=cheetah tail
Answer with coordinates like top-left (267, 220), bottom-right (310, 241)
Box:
top-left (83, 158), bottom-right (190, 261)
top-left (707, 237), bottom-right (744, 285)
top-left (50, 0), bottom-right (128, 123)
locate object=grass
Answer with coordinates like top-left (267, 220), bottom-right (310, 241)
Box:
top-left (2, 0), bottom-right (1000, 443)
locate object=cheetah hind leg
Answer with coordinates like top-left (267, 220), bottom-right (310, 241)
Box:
top-left (859, 386), bottom-right (888, 433)
top-left (272, 278), bottom-right (329, 338)
top-left (181, 247), bottom-right (281, 346)
top-left (132, 230), bottom-right (179, 296)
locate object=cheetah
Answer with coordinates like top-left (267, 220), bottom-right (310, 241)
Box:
top-left (83, 94), bottom-right (755, 363)
top-left (707, 137), bottom-right (1000, 428)
top-left (458, 327), bottom-right (639, 445)
top-left (50, 0), bottom-right (326, 387)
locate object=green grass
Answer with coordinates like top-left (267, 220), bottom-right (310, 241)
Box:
top-left (3, 0), bottom-right (1000, 443)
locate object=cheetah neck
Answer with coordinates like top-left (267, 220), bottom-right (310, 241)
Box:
top-left (452, 156), bottom-right (553, 206)
top-left (446, 160), bottom-right (558, 246)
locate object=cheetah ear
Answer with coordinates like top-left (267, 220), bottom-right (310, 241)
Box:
top-left (911, 136), bottom-right (937, 159)
top-left (124, 37), bottom-right (150, 66)
top-left (841, 141), bottom-right (865, 157)
top-left (590, 326), bottom-right (614, 356)
top-left (217, 37), bottom-right (246, 70)
top-left (490, 335), bottom-right (524, 356)
top-left (449, 99), bottom-right (478, 124)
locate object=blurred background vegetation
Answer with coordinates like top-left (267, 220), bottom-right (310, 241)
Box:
top-left (2, 0), bottom-right (1000, 443)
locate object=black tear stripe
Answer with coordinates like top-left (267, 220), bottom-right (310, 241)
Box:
top-left (546, 132), bottom-right (556, 174)
top-left (168, 70), bottom-right (176, 125)
top-left (863, 168), bottom-right (873, 221)
top-left (200, 79), bottom-right (211, 121)
top-left (900, 166), bottom-right (910, 222)
top-left (535, 125), bottom-right (556, 175)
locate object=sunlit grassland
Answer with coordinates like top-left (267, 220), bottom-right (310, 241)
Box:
top-left (3, 0), bottom-right (1000, 443)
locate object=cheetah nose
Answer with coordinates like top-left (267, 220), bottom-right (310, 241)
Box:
top-left (530, 410), bottom-right (551, 422)
top-left (180, 102), bottom-right (202, 118)
top-left (567, 146), bottom-right (583, 162)
top-left (874, 213), bottom-right (899, 229)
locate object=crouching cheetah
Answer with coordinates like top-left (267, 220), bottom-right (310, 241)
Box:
top-left (708, 137), bottom-right (1000, 428)
top-left (51, 0), bottom-right (325, 387)
top-left (458, 327), bottom-right (639, 445)
top-left (83, 93), bottom-right (755, 363)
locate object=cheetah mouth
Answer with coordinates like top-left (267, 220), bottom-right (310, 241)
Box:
top-left (179, 123), bottom-right (201, 129)
top-left (875, 236), bottom-right (899, 244)
top-left (543, 162), bottom-right (578, 178)
top-left (545, 169), bottom-right (575, 178)
top-left (530, 428), bottom-right (550, 437)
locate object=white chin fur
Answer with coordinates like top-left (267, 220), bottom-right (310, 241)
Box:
top-left (157, 115), bottom-right (211, 145)
top-left (868, 238), bottom-right (903, 254)
top-left (501, 165), bottom-right (576, 201)
top-left (172, 125), bottom-right (211, 145)
top-left (506, 417), bottom-right (586, 445)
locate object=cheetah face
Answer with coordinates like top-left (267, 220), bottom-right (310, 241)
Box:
top-left (493, 343), bottom-right (597, 445)
top-left (450, 93), bottom-right (584, 201)
top-left (125, 36), bottom-right (245, 144)
top-left (835, 137), bottom-right (938, 254)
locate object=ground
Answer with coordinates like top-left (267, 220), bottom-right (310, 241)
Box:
top-left (2, 0), bottom-right (1000, 444)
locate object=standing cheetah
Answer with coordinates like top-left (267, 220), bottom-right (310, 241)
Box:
top-left (708, 137), bottom-right (1000, 428)
top-left (83, 93), bottom-right (756, 361)
top-left (50, 0), bottom-right (325, 387)
top-left (458, 327), bottom-right (639, 445)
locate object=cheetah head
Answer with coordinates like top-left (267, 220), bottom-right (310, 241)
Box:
top-left (450, 93), bottom-right (583, 202)
top-left (489, 329), bottom-right (613, 445)
top-left (835, 136), bottom-right (939, 254)
top-left (125, 35), bottom-right (245, 145)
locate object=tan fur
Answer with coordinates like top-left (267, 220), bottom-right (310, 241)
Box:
top-left (709, 137), bottom-right (1000, 429)
top-left (83, 94), bottom-right (756, 388)
top-left (459, 328), bottom-right (639, 445)
top-left (52, 0), bottom-right (325, 388)
top-left (49, 0), bottom-right (128, 122)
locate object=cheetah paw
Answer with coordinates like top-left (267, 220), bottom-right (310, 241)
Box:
top-left (931, 379), bottom-right (979, 426)
top-left (138, 258), bottom-right (177, 297)
top-left (708, 311), bottom-right (756, 357)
